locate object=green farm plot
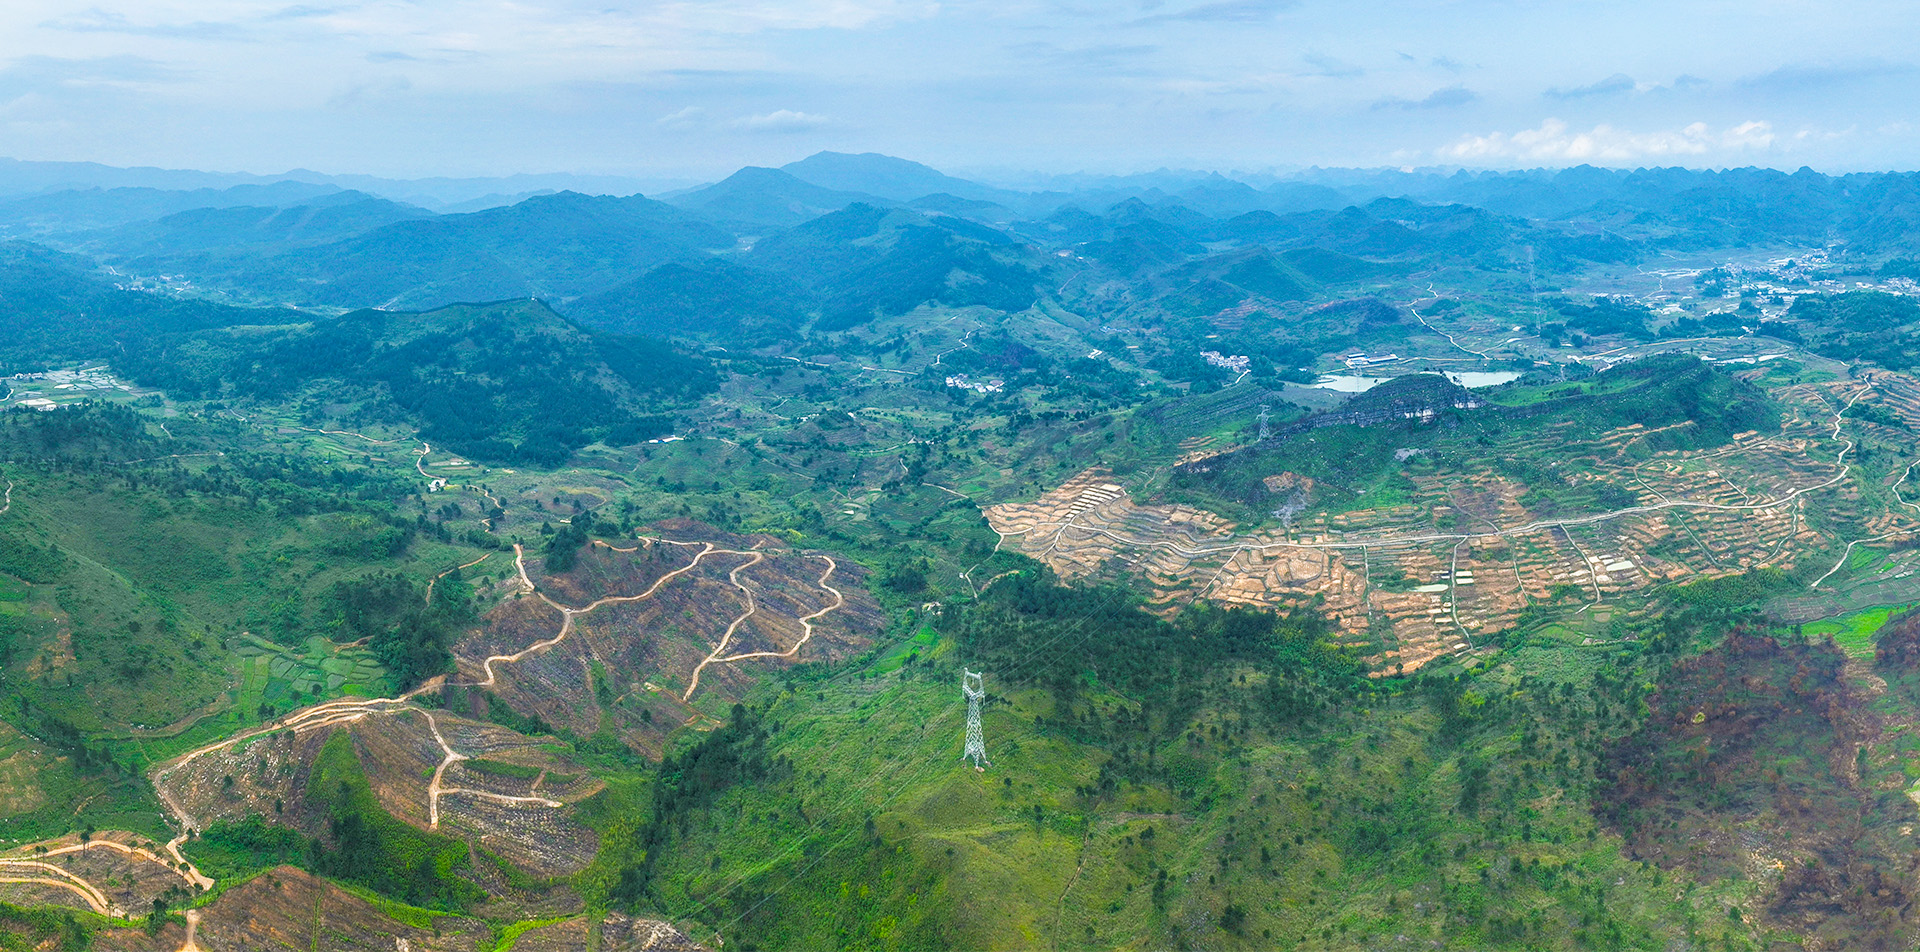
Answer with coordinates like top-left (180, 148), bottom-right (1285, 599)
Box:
top-left (1804, 602), bottom-right (1920, 659)
top-left (872, 626), bottom-right (942, 675)
top-left (235, 654), bottom-right (272, 715)
top-left (1846, 544), bottom-right (1889, 575)
top-left (233, 631), bottom-right (389, 705)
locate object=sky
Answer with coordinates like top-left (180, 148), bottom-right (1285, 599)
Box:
top-left (2, 0), bottom-right (1918, 182)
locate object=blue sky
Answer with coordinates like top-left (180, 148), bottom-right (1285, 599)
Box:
top-left (1, 0), bottom-right (1916, 180)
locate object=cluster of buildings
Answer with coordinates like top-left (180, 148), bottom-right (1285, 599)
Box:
top-left (1680, 248), bottom-right (1916, 318)
top-left (1199, 351), bottom-right (1251, 373)
top-left (945, 373), bottom-right (1005, 394)
top-left (1343, 351), bottom-right (1402, 369)
top-left (6, 366), bottom-right (133, 411)
top-left (10, 367), bottom-right (130, 392)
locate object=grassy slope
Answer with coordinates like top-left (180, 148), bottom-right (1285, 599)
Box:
top-left (0, 406), bottom-right (496, 846)
top-left (627, 623), bottom-right (1778, 951)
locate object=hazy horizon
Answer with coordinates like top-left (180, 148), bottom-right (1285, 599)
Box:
top-left (4, 150), bottom-right (1917, 203)
top-left (4, 1), bottom-right (1919, 181)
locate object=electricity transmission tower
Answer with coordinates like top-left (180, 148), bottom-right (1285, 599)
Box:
top-left (961, 670), bottom-right (989, 770)
top-left (1257, 405), bottom-right (1272, 442)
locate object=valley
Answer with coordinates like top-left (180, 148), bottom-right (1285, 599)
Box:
top-left (6, 157), bottom-right (1920, 949)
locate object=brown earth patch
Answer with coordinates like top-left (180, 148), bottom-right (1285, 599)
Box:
top-left (510, 911), bottom-right (709, 950)
top-left (93, 864), bottom-right (491, 951)
top-left (1262, 472), bottom-right (1316, 495)
top-left (0, 833), bottom-right (194, 919)
top-left (156, 710), bottom-right (602, 879)
top-left (995, 428), bottom-right (1883, 675)
top-left (1873, 608), bottom-right (1920, 674)
top-left (531, 535), bottom-right (701, 605)
top-left (1600, 630), bottom-right (1920, 950)
top-left (461, 522), bottom-right (880, 758)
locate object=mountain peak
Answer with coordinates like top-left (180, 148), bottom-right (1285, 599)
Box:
top-left (781, 151), bottom-right (1001, 203)
top-left (665, 165), bottom-right (891, 228)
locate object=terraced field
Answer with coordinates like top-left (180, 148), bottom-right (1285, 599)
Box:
top-left (989, 374), bottom-right (1920, 673)
top-left (232, 632), bottom-right (387, 702)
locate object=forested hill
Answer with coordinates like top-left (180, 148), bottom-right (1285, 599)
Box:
top-left (0, 239), bottom-right (716, 466)
top-left (118, 299), bottom-right (716, 465)
top-left (0, 241), bottom-right (268, 366)
top-left (220, 191), bottom-right (733, 310)
top-left (745, 203), bottom-right (1043, 330)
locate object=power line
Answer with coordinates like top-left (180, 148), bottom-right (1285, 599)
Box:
top-left (962, 670), bottom-right (989, 769)
top-left (687, 616), bottom-right (1107, 936)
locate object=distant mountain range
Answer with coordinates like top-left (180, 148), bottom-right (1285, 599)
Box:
top-left (0, 157), bottom-right (693, 211)
top-left (4, 150), bottom-right (1920, 351)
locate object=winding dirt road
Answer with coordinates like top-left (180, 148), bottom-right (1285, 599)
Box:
top-left (687, 555), bottom-right (845, 698)
top-left (503, 538), bottom-right (838, 703)
top-left (482, 540), bottom-right (759, 689)
top-left (135, 533), bottom-right (849, 901)
top-left (0, 872), bottom-right (104, 915)
top-left (292, 425), bottom-right (404, 445)
top-left (419, 707), bottom-right (562, 830)
top-left (1807, 386), bottom-right (1901, 590)
top-left (424, 554), bottom-right (492, 605)
top-left (0, 836), bottom-right (209, 917)
top-left (1409, 285), bottom-right (1492, 361)
top-left (680, 552), bottom-right (767, 701)
top-left (179, 909), bottom-right (203, 952)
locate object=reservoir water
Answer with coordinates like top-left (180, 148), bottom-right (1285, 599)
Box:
top-left (1310, 370), bottom-right (1522, 393)
top-left (1444, 371), bottom-right (1522, 388)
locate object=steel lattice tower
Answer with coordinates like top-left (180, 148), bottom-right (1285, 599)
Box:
top-left (1257, 405), bottom-right (1272, 441)
top-left (962, 670), bottom-right (989, 770)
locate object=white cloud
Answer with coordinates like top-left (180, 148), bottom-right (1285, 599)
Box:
top-left (655, 105), bottom-right (707, 128)
top-left (2, 0), bottom-right (1916, 176)
top-left (649, 0), bottom-right (939, 34)
top-left (730, 109), bottom-right (831, 132)
top-left (1438, 118), bottom-right (1775, 163)
top-left (1543, 73), bottom-right (1634, 100)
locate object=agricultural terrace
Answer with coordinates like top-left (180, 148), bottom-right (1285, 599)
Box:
top-left (989, 373), bottom-right (1920, 674)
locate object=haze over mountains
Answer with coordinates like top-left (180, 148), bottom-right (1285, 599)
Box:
top-left (6, 150), bottom-right (1920, 332)
top-left (8, 145), bottom-right (1918, 468)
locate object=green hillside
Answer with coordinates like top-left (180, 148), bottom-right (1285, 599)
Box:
top-left (749, 204), bottom-right (1044, 330)
top-left (0, 241), bottom-right (266, 366)
top-left (605, 571), bottom-right (1800, 951)
top-left (117, 300), bottom-right (715, 465)
top-left (226, 191), bottom-right (733, 309)
top-left (11, 155), bottom-right (1920, 950)
top-left (564, 260), bottom-right (808, 344)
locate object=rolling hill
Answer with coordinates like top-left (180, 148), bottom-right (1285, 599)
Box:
top-left (117, 299), bottom-right (716, 465)
top-left (0, 240), bottom-right (271, 366)
top-left (747, 203), bottom-right (1044, 329)
top-left (664, 166), bottom-right (894, 229)
top-left (780, 151), bottom-right (1022, 206)
top-left (222, 191), bottom-right (733, 309)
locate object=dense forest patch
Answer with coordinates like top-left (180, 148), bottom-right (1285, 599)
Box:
top-left (115, 301), bottom-right (715, 465)
top-left (1174, 355), bottom-right (1779, 518)
top-left (1791, 292), bottom-right (1920, 371)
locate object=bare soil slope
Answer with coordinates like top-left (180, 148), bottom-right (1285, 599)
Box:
top-left (1600, 631), bottom-right (1920, 949)
top-left (463, 522), bottom-right (881, 756)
